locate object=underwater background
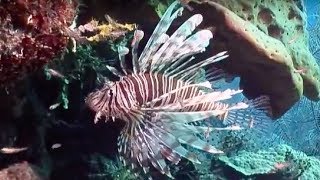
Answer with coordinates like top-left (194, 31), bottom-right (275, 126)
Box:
top-left (0, 0), bottom-right (319, 179)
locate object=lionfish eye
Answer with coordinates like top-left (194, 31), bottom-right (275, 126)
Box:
top-left (109, 90), bottom-right (113, 96)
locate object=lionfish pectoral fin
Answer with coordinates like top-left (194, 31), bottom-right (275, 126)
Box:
top-left (205, 66), bottom-right (236, 84)
top-left (160, 122), bottom-right (225, 154)
top-left (94, 111), bottom-right (103, 124)
top-left (150, 89), bottom-right (242, 111)
top-left (152, 111), bottom-right (226, 154)
top-left (157, 110), bottom-right (227, 124)
top-left (222, 96), bottom-right (273, 134)
top-left (117, 110), bottom-right (207, 178)
top-left (144, 81), bottom-right (212, 108)
top-left (177, 95), bottom-right (185, 108)
top-left (108, 116), bottom-right (116, 122)
top-left (174, 51), bottom-right (229, 81)
top-left (177, 134), bottom-right (224, 154)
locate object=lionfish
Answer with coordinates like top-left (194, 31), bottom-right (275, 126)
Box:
top-left (85, 1), bottom-right (272, 179)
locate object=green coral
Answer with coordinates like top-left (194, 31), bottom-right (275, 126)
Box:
top-left (44, 45), bottom-right (98, 110)
top-left (43, 43), bottom-right (118, 110)
top-left (87, 153), bottom-right (135, 180)
top-left (218, 144), bottom-right (320, 179)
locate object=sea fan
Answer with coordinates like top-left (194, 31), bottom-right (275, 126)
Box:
top-left (85, 1), bottom-right (272, 178)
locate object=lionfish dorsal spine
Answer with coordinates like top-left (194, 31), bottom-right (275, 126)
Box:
top-left (138, 1), bottom-right (183, 72)
top-left (131, 30), bottom-right (144, 73)
top-left (149, 14), bottom-right (203, 69)
top-left (117, 46), bottom-right (130, 75)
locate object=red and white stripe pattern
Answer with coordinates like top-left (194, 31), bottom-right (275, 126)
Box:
top-left (85, 1), bottom-right (273, 179)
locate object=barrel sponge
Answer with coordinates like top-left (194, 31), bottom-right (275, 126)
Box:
top-left (217, 0), bottom-right (320, 100)
top-left (194, 0), bottom-right (319, 118)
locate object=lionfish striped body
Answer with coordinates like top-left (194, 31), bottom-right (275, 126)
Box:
top-left (86, 1), bottom-right (272, 179)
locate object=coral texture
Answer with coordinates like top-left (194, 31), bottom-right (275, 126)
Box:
top-left (218, 144), bottom-right (320, 179)
top-left (189, 0), bottom-right (320, 118)
top-left (0, 0), bottom-right (77, 85)
top-left (0, 162), bottom-right (43, 180)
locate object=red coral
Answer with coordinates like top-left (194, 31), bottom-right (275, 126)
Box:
top-left (0, 0), bottom-right (78, 85)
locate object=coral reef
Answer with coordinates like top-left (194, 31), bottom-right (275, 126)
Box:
top-left (87, 154), bottom-right (135, 180)
top-left (217, 144), bottom-right (320, 179)
top-left (0, 0), bottom-right (77, 85)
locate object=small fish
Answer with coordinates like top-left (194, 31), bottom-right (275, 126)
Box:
top-left (49, 102), bottom-right (61, 110)
top-left (51, 143), bottom-right (62, 149)
top-left (0, 147), bottom-right (28, 154)
top-left (271, 161), bottom-right (291, 173)
top-left (294, 67), bottom-right (308, 75)
top-left (46, 68), bottom-right (65, 79)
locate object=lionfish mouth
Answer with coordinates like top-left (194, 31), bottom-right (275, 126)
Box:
top-left (85, 1), bottom-right (273, 179)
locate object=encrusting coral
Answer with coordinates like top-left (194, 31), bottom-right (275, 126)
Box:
top-left (218, 144), bottom-right (320, 179)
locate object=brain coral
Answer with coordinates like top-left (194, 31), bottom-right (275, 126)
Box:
top-left (0, 0), bottom-right (77, 85)
top-left (187, 0), bottom-right (320, 118)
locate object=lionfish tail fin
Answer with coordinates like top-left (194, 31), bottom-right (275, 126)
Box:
top-left (222, 95), bottom-right (273, 134)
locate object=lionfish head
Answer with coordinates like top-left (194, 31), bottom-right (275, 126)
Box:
top-left (85, 83), bottom-right (114, 115)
